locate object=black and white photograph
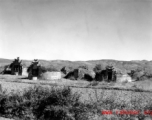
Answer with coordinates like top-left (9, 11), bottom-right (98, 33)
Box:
top-left (0, 0), bottom-right (152, 119)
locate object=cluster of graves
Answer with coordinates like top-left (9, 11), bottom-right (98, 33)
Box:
top-left (1, 58), bottom-right (62, 80)
top-left (95, 65), bottom-right (117, 82)
top-left (1, 57), bottom-right (132, 82)
top-left (2, 57), bottom-right (41, 79)
top-left (2, 57), bottom-right (22, 75)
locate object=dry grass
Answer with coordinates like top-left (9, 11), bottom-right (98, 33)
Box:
top-left (1, 75), bottom-right (152, 119)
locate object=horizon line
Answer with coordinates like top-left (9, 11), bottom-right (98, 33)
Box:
top-left (0, 57), bottom-right (151, 62)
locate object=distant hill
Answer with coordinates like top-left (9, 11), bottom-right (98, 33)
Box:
top-left (0, 58), bottom-right (12, 64)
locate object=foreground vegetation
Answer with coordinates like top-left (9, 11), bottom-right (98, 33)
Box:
top-left (0, 85), bottom-right (152, 120)
top-left (0, 86), bottom-right (90, 120)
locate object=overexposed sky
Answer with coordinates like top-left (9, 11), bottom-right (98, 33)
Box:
top-left (0, 0), bottom-right (152, 61)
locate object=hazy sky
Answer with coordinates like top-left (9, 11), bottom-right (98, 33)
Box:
top-left (0, 0), bottom-right (152, 61)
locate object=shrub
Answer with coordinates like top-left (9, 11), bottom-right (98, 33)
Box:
top-left (40, 66), bottom-right (47, 73)
top-left (78, 66), bottom-right (88, 70)
top-left (64, 71), bottom-right (76, 80)
top-left (41, 66), bottom-right (59, 72)
top-left (93, 64), bottom-right (103, 73)
top-left (83, 74), bottom-right (93, 81)
top-left (33, 86), bottom-right (89, 120)
top-left (0, 92), bottom-right (8, 115)
top-left (61, 66), bottom-right (74, 75)
top-left (0, 86), bottom-right (89, 120)
top-left (128, 69), bottom-right (152, 81)
top-left (46, 67), bottom-right (59, 72)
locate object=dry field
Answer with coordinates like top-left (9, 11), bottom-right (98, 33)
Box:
top-left (0, 75), bottom-right (152, 102)
top-left (1, 75), bottom-right (152, 120)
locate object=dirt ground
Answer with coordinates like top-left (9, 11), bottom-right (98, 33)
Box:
top-left (0, 74), bottom-right (152, 103)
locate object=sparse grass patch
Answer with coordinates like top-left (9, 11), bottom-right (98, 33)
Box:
top-left (86, 89), bottom-right (152, 120)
